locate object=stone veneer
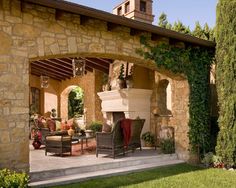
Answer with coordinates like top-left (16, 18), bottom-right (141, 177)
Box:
top-left (0, 0), bottom-right (190, 171)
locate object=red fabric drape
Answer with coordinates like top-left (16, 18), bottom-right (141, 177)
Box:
top-left (121, 119), bottom-right (132, 147)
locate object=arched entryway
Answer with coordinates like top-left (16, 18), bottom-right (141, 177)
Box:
top-left (60, 85), bottom-right (84, 121)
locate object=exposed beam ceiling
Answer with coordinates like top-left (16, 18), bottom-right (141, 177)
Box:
top-left (30, 57), bottom-right (113, 81)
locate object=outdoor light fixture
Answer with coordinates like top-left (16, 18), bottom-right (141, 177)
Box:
top-left (40, 75), bottom-right (49, 88)
top-left (72, 58), bottom-right (86, 77)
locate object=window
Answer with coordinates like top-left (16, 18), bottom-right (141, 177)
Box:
top-left (125, 1), bottom-right (130, 13)
top-left (117, 7), bottom-right (122, 16)
top-left (30, 87), bottom-right (40, 114)
top-left (140, 1), bottom-right (146, 12)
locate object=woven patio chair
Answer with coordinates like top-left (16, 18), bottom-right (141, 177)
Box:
top-left (96, 118), bottom-right (145, 158)
top-left (96, 119), bottom-right (125, 158)
top-left (128, 119), bottom-right (145, 151)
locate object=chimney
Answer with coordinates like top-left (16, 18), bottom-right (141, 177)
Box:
top-left (113, 0), bottom-right (154, 24)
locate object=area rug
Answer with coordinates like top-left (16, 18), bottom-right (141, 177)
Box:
top-left (71, 139), bottom-right (96, 156)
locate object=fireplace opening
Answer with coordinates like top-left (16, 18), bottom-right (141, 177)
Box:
top-left (113, 112), bottom-right (125, 123)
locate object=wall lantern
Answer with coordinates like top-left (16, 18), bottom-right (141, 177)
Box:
top-left (40, 75), bottom-right (49, 88)
top-left (72, 58), bottom-right (86, 77)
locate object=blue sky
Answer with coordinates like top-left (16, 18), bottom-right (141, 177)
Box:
top-left (67, 0), bottom-right (217, 30)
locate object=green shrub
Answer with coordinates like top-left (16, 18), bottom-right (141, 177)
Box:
top-left (202, 152), bottom-right (214, 167)
top-left (160, 138), bottom-right (175, 154)
top-left (89, 121), bottom-right (103, 132)
top-left (0, 169), bottom-right (29, 188)
top-left (141, 132), bottom-right (155, 145)
top-left (202, 152), bottom-right (224, 168)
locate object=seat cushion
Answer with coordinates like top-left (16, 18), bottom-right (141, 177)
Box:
top-left (46, 135), bottom-right (71, 141)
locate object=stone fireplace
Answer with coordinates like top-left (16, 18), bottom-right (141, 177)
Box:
top-left (97, 88), bottom-right (152, 135)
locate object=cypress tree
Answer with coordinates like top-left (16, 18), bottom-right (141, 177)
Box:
top-left (215, 0), bottom-right (236, 166)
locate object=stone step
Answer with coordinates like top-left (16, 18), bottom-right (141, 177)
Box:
top-left (29, 159), bottom-right (185, 187)
top-left (30, 153), bottom-right (178, 182)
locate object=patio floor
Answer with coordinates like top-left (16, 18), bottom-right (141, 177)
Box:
top-left (29, 140), bottom-right (185, 187)
top-left (30, 140), bottom-right (161, 173)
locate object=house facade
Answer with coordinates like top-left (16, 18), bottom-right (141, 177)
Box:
top-left (0, 0), bottom-right (215, 171)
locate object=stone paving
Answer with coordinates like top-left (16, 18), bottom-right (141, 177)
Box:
top-left (30, 143), bottom-right (161, 173)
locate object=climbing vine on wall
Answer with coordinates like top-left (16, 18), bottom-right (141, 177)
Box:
top-left (137, 37), bottom-right (214, 154)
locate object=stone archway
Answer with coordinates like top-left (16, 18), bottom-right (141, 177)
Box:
top-left (0, 0), bottom-right (192, 171)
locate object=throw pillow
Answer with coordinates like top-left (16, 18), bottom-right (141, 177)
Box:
top-left (47, 118), bottom-right (56, 132)
top-left (55, 120), bottom-right (61, 131)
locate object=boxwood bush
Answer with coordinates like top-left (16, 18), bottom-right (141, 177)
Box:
top-left (0, 169), bottom-right (29, 188)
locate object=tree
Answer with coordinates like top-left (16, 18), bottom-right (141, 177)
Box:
top-left (215, 0), bottom-right (236, 167)
top-left (68, 87), bottom-right (84, 119)
top-left (192, 21), bottom-right (204, 38)
top-left (172, 20), bottom-right (191, 34)
top-left (158, 12), bottom-right (168, 28)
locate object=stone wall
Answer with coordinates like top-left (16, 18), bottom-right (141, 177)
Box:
top-left (0, 0), bottom-right (191, 171)
top-left (150, 72), bottom-right (190, 160)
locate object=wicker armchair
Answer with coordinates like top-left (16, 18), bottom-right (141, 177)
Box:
top-left (128, 119), bottom-right (145, 151)
top-left (96, 119), bottom-right (125, 158)
top-left (96, 118), bottom-right (145, 158)
top-left (45, 135), bottom-right (72, 157)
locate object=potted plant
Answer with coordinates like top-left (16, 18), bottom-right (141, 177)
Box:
top-left (160, 138), bottom-right (175, 154)
top-left (32, 128), bottom-right (42, 149)
top-left (117, 64), bottom-right (126, 89)
top-left (141, 131), bottom-right (155, 147)
top-left (85, 121), bottom-right (103, 137)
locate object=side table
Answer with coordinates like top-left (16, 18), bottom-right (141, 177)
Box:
top-left (72, 134), bottom-right (95, 154)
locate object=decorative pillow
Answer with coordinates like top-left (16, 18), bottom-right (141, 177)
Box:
top-left (37, 117), bottom-right (45, 128)
top-left (55, 120), bottom-right (61, 131)
top-left (102, 123), bottom-right (112, 133)
top-left (47, 118), bottom-right (56, 132)
top-left (61, 122), bottom-right (70, 130)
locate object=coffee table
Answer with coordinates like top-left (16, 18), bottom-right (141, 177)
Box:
top-left (72, 134), bottom-right (95, 154)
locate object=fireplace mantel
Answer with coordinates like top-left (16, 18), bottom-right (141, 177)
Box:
top-left (97, 89), bottom-right (152, 135)
top-left (97, 89), bottom-right (152, 112)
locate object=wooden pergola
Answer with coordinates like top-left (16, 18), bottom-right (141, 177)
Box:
top-left (30, 57), bottom-right (113, 81)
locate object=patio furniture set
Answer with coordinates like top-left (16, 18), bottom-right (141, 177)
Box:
top-left (33, 118), bottom-right (145, 158)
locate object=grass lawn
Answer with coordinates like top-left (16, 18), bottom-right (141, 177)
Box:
top-left (54, 163), bottom-right (236, 188)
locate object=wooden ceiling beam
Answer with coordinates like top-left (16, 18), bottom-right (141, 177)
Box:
top-left (31, 66), bottom-right (71, 79)
top-left (38, 60), bottom-right (73, 74)
top-left (97, 58), bottom-right (113, 64)
top-left (84, 58), bottom-right (109, 69)
top-left (85, 66), bottom-right (93, 72)
top-left (44, 59), bottom-right (73, 72)
top-left (50, 58), bottom-right (72, 66)
top-left (58, 57), bottom-right (73, 65)
top-left (84, 60), bottom-right (109, 74)
top-left (31, 71), bottom-right (62, 81)
top-left (31, 68), bottom-right (67, 80)
top-left (32, 65), bottom-right (72, 78)
top-left (31, 61), bottom-right (72, 77)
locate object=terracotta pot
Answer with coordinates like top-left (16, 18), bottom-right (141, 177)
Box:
top-left (32, 140), bottom-right (41, 149)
